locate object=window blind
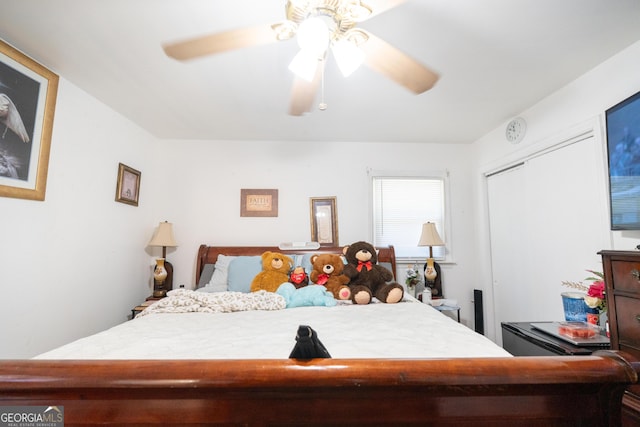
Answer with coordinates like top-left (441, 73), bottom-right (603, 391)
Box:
top-left (372, 177), bottom-right (446, 259)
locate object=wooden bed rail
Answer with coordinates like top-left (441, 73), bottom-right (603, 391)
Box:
top-left (1, 351), bottom-right (638, 426)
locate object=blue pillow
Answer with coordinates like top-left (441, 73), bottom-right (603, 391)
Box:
top-left (288, 253), bottom-right (315, 276)
top-left (227, 256), bottom-right (263, 293)
top-left (301, 253), bottom-right (316, 276)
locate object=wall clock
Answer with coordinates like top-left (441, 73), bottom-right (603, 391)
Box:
top-left (505, 117), bottom-right (527, 144)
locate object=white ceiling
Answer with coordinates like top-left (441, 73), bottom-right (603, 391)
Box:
top-left (1, 0), bottom-right (639, 143)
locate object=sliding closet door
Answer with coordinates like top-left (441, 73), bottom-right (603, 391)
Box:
top-left (488, 135), bottom-right (609, 345)
top-left (487, 164), bottom-right (526, 344)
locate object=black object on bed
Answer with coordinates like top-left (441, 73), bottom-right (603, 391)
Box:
top-left (289, 325), bottom-right (331, 359)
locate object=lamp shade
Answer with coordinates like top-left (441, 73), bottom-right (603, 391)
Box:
top-left (148, 221), bottom-right (177, 247)
top-left (417, 222), bottom-right (444, 247)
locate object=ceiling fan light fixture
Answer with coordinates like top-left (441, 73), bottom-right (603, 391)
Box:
top-left (296, 17), bottom-right (330, 56)
top-left (271, 21), bottom-right (297, 41)
top-left (331, 38), bottom-right (364, 77)
top-left (289, 49), bottom-right (320, 82)
top-left (347, 1), bottom-right (372, 21)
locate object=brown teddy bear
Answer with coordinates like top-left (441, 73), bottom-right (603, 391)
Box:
top-left (250, 251), bottom-right (293, 293)
top-left (310, 253), bottom-right (351, 300)
top-left (343, 241), bottom-right (404, 304)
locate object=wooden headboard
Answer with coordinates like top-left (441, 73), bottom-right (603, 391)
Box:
top-left (196, 244), bottom-right (397, 283)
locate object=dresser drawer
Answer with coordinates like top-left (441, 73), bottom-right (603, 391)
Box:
top-left (614, 295), bottom-right (640, 355)
top-left (611, 260), bottom-right (640, 294)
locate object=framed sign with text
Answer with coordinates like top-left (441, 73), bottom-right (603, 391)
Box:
top-left (240, 189), bottom-right (278, 217)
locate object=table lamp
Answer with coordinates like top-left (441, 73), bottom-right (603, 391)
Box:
top-left (418, 222), bottom-right (445, 289)
top-left (148, 221), bottom-right (178, 297)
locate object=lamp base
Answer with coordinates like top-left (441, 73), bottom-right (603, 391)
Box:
top-left (152, 258), bottom-right (174, 298)
top-left (423, 260), bottom-right (442, 298)
top-left (152, 281), bottom-right (166, 298)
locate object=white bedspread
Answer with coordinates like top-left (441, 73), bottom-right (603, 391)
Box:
top-left (36, 295), bottom-right (511, 359)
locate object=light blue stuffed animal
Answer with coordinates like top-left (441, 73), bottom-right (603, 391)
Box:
top-left (276, 283), bottom-right (337, 308)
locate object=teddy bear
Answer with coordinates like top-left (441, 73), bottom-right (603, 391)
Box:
top-left (289, 265), bottom-right (309, 289)
top-left (276, 282), bottom-right (336, 308)
top-left (309, 253), bottom-right (351, 300)
top-left (250, 251), bottom-right (293, 293)
top-left (342, 241), bottom-right (404, 305)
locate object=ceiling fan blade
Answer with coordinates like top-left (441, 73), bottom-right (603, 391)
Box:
top-left (360, 30), bottom-right (439, 94)
top-left (365, 0), bottom-right (408, 20)
top-left (289, 62), bottom-right (323, 116)
top-left (163, 24), bottom-right (277, 61)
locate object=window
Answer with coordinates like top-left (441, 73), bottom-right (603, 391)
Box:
top-left (371, 172), bottom-right (448, 260)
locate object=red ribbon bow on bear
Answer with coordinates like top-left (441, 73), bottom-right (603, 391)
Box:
top-left (356, 261), bottom-right (373, 272)
top-left (316, 273), bottom-right (329, 286)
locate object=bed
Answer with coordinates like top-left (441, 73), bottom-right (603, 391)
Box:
top-left (1, 244), bottom-right (638, 426)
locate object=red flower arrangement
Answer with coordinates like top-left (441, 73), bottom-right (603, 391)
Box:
top-left (562, 270), bottom-right (607, 314)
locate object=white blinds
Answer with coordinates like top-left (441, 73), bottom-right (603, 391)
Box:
top-left (372, 177), bottom-right (446, 259)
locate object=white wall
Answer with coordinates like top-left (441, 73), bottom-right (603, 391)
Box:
top-left (472, 40), bottom-right (640, 342)
top-left (0, 78), bottom-right (160, 358)
top-left (154, 139), bottom-right (478, 325)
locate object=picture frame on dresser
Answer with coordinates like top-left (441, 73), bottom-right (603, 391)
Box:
top-left (0, 39), bottom-right (59, 201)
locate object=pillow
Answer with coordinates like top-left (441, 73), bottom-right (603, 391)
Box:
top-left (301, 253), bottom-right (316, 276)
top-left (379, 262), bottom-right (394, 280)
top-left (227, 256), bottom-right (263, 293)
top-left (203, 254), bottom-right (235, 292)
top-left (288, 253), bottom-right (315, 276)
top-left (197, 264), bottom-right (216, 287)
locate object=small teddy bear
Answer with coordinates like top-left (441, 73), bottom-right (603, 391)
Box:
top-left (343, 241), bottom-right (404, 305)
top-left (289, 265), bottom-right (309, 289)
top-left (250, 251), bottom-right (293, 293)
top-left (310, 253), bottom-right (351, 300)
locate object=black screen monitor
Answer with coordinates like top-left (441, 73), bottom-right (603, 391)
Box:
top-left (605, 90), bottom-right (640, 230)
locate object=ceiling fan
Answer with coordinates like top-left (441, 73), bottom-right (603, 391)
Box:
top-left (162, 0), bottom-right (439, 115)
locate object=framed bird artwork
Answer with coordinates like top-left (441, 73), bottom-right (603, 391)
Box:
top-left (0, 39), bottom-right (58, 201)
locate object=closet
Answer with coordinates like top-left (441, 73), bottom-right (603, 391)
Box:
top-left (487, 131), bottom-right (610, 345)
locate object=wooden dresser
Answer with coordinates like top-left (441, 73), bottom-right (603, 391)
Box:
top-left (601, 250), bottom-right (640, 425)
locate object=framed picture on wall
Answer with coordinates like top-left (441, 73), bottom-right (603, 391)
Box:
top-left (115, 163), bottom-right (141, 206)
top-left (0, 39), bottom-right (59, 201)
top-left (240, 189), bottom-right (278, 217)
top-left (310, 196), bottom-right (338, 246)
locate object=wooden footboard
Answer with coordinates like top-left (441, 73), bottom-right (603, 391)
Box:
top-left (1, 351), bottom-right (638, 426)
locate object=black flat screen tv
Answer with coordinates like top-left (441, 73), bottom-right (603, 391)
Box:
top-left (605, 89), bottom-right (640, 230)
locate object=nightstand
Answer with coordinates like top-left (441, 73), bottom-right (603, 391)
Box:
top-left (433, 304), bottom-right (460, 322)
top-left (131, 297), bottom-right (162, 319)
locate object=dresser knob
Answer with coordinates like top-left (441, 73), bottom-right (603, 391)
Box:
top-left (632, 269), bottom-right (640, 281)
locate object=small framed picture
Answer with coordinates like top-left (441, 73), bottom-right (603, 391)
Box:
top-left (310, 197), bottom-right (338, 246)
top-left (240, 189), bottom-right (278, 217)
top-left (115, 163), bottom-right (141, 206)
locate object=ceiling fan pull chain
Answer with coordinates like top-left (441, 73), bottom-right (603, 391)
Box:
top-left (319, 58), bottom-right (328, 111)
